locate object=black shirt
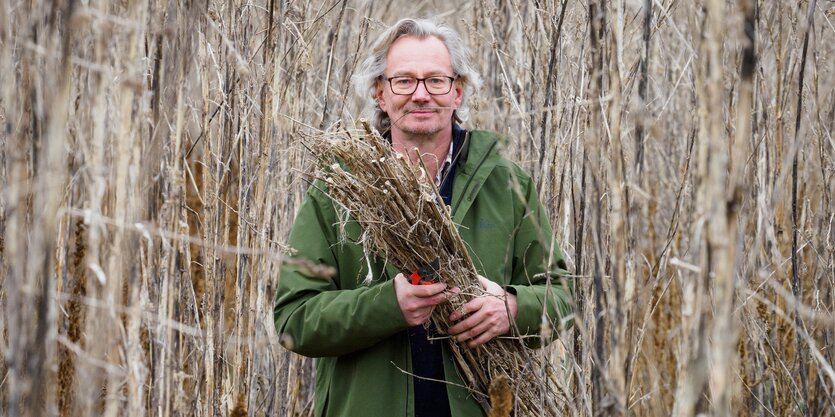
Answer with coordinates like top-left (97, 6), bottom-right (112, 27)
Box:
top-left (409, 125), bottom-right (466, 417)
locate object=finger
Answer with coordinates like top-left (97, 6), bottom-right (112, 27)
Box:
top-left (411, 282), bottom-right (448, 297)
top-left (447, 306), bottom-right (486, 336)
top-left (418, 291), bottom-right (449, 308)
top-left (449, 297), bottom-right (483, 322)
top-left (477, 298), bottom-right (512, 335)
top-left (455, 320), bottom-right (492, 343)
top-left (467, 328), bottom-right (499, 348)
top-left (432, 291), bottom-right (452, 305)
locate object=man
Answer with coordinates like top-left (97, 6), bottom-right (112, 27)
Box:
top-left (274, 18), bottom-right (572, 417)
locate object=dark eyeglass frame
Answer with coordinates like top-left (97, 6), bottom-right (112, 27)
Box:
top-left (382, 75), bottom-right (458, 95)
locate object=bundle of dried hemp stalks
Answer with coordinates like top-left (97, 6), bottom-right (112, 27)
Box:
top-left (308, 121), bottom-right (564, 416)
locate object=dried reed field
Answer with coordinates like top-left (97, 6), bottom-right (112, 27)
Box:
top-left (1, 0), bottom-right (833, 416)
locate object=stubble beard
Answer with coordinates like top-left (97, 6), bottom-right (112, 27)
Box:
top-left (391, 107), bottom-right (451, 139)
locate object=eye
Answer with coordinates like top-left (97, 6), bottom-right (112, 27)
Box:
top-left (426, 77), bottom-right (447, 87)
top-left (392, 77), bottom-right (415, 87)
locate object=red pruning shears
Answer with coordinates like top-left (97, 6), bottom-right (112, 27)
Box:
top-left (407, 257), bottom-right (441, 285)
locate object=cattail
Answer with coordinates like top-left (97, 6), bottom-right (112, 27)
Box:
top-left (488, 376), bottom-right (513, 417)
top-left (230, 393), bottom-right (247, 417)
top-left (58, 219), bottom-right (88, 417)
top-left (2, 1), bottom-right (832, 416)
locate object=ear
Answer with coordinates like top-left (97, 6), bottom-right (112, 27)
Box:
top-left (375, 79), bottom-right (387, 111)
top-left (453, 80), bottom-right (463, 108)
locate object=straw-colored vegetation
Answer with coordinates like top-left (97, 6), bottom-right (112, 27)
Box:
top-left (1, 1), bottom-right (833, 416)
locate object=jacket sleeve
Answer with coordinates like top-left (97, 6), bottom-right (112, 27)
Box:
top-left (505, 175), bottom-right (574, 348)
top-left (273, 185), bottom-right (409, 358)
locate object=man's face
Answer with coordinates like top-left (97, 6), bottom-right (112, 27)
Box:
top-left (376, 36), bottom-right (463, 139)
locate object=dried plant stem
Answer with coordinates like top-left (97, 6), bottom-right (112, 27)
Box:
top-left (309, 122), bottom-right (563, 416)
top-left (791, 1), bottom-right (818, 412)
top-left (1, 1), bottom-right (833, 416)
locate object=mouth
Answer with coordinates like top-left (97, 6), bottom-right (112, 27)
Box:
top-left (405, 108), bottom-right (439, 115)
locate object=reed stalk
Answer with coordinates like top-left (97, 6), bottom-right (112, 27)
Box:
top-left (0, 1), bottom-right (832, 416)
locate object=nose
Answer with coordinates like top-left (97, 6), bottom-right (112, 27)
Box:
top-left (411, 80), bottom-right (431, 101)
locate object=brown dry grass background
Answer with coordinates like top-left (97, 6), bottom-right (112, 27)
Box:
top-left (0, 0), bottom-right (833, 416)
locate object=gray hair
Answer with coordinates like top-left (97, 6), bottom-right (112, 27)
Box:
top-left (352, 18), bottom-right (482, 133)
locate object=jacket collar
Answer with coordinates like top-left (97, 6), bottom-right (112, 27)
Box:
top-left (450, 130), bottom-right (500, 222)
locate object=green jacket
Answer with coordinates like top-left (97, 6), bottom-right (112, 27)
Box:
top-left (274, 130), bottom-right (572, 417)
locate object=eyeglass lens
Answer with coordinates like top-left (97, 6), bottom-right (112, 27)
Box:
top-left (388, 77), bottom-right (454, 95)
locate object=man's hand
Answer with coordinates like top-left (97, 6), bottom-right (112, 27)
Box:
top-left (447, 275), bottom-right (517, 348)
top-left (393, 273), bottom-right (448, 326)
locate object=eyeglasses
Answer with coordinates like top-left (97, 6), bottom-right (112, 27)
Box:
top-left (383, 75), bottom-right (457, 95)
